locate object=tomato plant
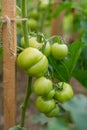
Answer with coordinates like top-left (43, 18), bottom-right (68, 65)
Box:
top-left (7, 0), bottom-right (87, 130)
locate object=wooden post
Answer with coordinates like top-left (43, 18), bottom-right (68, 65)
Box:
top-left (51, 0), bottom-right (64, 36)
top-left (2, 0), bottom-right (16, 130)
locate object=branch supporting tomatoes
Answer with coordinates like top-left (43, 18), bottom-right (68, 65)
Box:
top-left (20, 0), bottom-right (33, 128)
top-left (20, 77), bottom-right (32, 127)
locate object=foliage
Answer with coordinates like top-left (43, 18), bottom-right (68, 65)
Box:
top-left (33, 94), bottom-right (87, 130)
top-left (63, 94), bottom-right (87, 130)
top-left (48, 40), bottom-right (83, 82)
top-left (9, 126), bottom-right (26, 130)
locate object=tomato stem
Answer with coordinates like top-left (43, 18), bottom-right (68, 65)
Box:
top-left (21, 0), bottom-right (29, 48)
top-left (17, 46), bottom-right (24, 51)
top-left (20, 1), bottom-right (31, 127)
top-left (20, 76), bottom-right (32, 127)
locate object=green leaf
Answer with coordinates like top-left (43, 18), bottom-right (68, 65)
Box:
top-left (48, 56), bottom-right (70, 82)
top-left (52, 2), bottom-right (77, 18)
top-left (9, 126), bottom-right (26, 130)
top-left (49, 41), bottom-right (83, 82)
top-left (80, 21), bottom-right (87, 32)
top-left (63, 94), bottom-right (87, 130)
top-left (73, 70), bottom-right (87, 88)
top-left (44, 118), bottom-right (71, 130)
top-left (32, 113), bottom-right (50, 125)
top-left (82, 32), bottom-right (87, 44)
top-left (65, 41), bottom-right (83, 75)
top-left (32, 114), bottom-right (72, 130)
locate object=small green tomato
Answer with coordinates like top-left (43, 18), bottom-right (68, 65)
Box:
top-left (33, 77), bottom-right (53, 96)
top-left (45, 105), bottom-right (60, 117)
top-left (43, 42), bottom-right (51, 57)
top-left (54, 82), bottom-right (74, 102)
top-left (36, 96), bottom-right (56, 113)
top-left (51, 43), bottom-right (68, 60)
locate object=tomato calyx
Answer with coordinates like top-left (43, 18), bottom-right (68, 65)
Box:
top-left (53, 83), bottom-right (64, 91)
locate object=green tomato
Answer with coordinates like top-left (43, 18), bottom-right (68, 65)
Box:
top-left (36, 96), bottom-right (56, 113)
top-left (51, 43), bottom-right (68, 60)
top-left (45, 105), bottom-right (60, 117)
top-left (27, 19), bottom-right (37, 30)
top-left (17, 47), bottom-right (48, 77)
top-left (21, 37), bottom-right (42, 49)
top-left (39, 0), bottom-right (48, 10)
top-left (29, 37), bottom-right (43, 49)
top-left (33, 77), bottom-right (53, 96)
top-left (43, 42), bottom-right (51, 57)
top-left (29, 9), bottom-right (39, 20)
top-left (46, 89), bottom-right (55, 99)
top-left (54, 82), bottom-right (74, 102)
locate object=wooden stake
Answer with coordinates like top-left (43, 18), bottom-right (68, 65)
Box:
top-left (51, 0), bottom-right (64, 36)
top-left (2, 0), bottom-right (16, 130)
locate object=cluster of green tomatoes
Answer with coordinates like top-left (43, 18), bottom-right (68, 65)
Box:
top-left (17, 34), bottom-right (73, 117)
top-left (25, 0), bottom-right (52, 31)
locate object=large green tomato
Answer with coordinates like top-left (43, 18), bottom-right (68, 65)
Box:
top-left (36, 96), bottom-right (56, 113)
top-left (33, 77), bottom-right (53, 96)
top-left (51, 43), bottom-right (68, 60)
top-left (17, 47), bottom-right (48, 77)
top-left (21, 37), bottom-right (42, 49)
top-left (45, 105), bottom-right (60, 117)
top-left (54, 82), bottom-right (74, 102)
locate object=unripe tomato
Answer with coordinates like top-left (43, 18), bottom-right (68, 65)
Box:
top-left (29, 9), bottom-right (39, 20)
top-left (33, 77), bottom-right (53, 96)
top-left (39, 0), bottom-right (48, 10)
top-left (21, 37), bottom-right (42, 49)
top-left (27, 19), bottom-right (37, 30)
top-left (51, 43), bottom-right (68, 60)
top-left (36, 96), bottom-right (56, 113)
top-left (54, 82), bottom-right (74, 102)
top-left (43, 42), bottom-right (51, 57)
top-left (17, 47), bottom-right (48, 77)
top-left (45, 105), bottom-right (60, 117)
top-left (46, 89), bottom-right (55, 99)
top-left (29, 37), bottom-right (43, 49)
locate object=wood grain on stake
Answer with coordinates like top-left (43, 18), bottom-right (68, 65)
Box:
top-left (51, 0), bottom-right (64, 36)
top-left (2, 0), bottom-right (16, 130)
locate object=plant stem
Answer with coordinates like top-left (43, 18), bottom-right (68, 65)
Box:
top-left (21, 0), bottom-right (29, 48)
top-left (20, 77), bottom-right (32, 127)
top-left (20, 0), bottom-right (32, 128)
top-left (17, 46), bottom-right (24, 51)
